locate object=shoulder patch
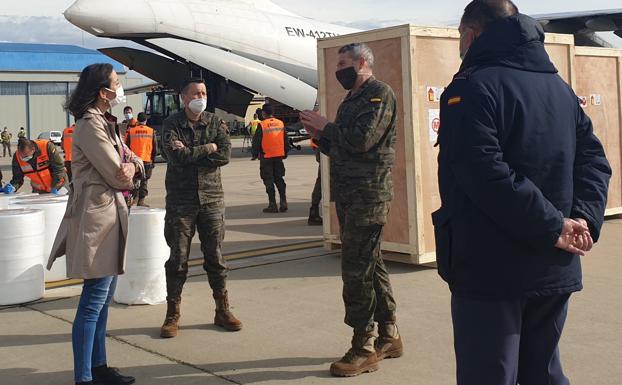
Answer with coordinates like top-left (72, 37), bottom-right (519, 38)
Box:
top-left (448, 96), bottom-right (462, 106)
top-left (370, 98), bottom-right (382, 103)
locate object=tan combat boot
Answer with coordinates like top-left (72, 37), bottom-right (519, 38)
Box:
top-left (213, 290), bottom-right (243, 331)
top-left (376, 322), bottom-right (403, 360)
top-left (160, 301), bottom-right (180, 338)
top-left (330, 333), bottom-right (379, 377)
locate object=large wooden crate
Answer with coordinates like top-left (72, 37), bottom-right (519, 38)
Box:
top-left (574, 47), bottom-right (622, 216)
top-left (317, 24), bottom-right (620, 265)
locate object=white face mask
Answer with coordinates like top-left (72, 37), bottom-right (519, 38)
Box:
top-left (124, 113), bottom-right (133, 120)
top-left (104, 85), bottom-right (126, 108)
top-left (188, 98), bottom-right (207, 114)
top-left (22, 155), bottom-right (33, 162)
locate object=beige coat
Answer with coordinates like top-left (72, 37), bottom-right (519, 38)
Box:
top-left (47, 108), bottom-right (144, 279)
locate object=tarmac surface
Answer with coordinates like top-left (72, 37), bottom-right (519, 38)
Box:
top-left (1, 139), bottom-right (621, 384)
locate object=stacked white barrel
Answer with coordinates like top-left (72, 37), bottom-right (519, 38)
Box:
top-left (0, 209), bottom-right (45, 305)
top-left (0, 193), bottom-right (38, 209)
top-left (114, 207), bottom-right (168, 305)
top-left (11, 196), bottom-right (69, 282)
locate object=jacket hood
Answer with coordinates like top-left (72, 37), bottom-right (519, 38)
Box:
top-left (460, 13), bottom-right (557, 74)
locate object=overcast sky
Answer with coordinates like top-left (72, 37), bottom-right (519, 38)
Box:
top-left (0, 0), bottom-right (620, 48)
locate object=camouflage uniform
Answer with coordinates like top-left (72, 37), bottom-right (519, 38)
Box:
top-left (319, 77), bottom-right (398, 335)
top-left (11, 140), bottom-right (67, 192)
top-left (162, 110), bottom-right (231, 302)
top-left (1, 130), bottom-right (12, 157)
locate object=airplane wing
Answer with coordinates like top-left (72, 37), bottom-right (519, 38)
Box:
top-left (99, 46), bottom-right (254, 116)
top-left (98, 47), bottom-right (189, 90)
top-left (534, 9), bottom-right (622, 45)
top-left (144, 37), bottom-right (318, 111)
top-left (123, 81), bottom-right (160, 95)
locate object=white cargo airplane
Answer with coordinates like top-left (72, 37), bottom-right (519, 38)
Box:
top-left (64, 0), bottom-right (622, 115)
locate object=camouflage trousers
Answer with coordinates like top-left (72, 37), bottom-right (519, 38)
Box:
top-left (131, 163), bottom-right (153, 201)
top-left (2, 142), bottom-right (11, 157)
top-left (311, 150), bottom-right (321, 207)
top-left (164, 201), bottom-right (228, 303)
top-left (336, 201), bottom-right (397, 334)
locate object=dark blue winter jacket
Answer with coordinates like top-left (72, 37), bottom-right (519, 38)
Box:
top-left (434, 14), bottom-right (611, 299)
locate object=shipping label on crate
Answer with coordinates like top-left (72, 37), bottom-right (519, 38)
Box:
top-left (590, 94), bottom-right (602, 106)
top-left (428, 109), bottom-right (440, 144)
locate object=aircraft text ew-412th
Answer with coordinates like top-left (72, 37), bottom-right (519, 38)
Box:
top-left (284, 26), bottom-right (340, 39)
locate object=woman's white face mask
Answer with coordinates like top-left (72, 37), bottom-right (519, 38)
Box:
top-left (104, 85), bottom-right (126, 108)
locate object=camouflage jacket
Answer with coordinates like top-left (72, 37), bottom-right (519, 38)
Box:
top-left (162, 110), bottom-right (231, 206)
top-left (320, 77), bottom-right (397, 223)
top-left (1, 131), bottom-right (11, 143)
top-left (11, 140), bottom-right (67, 192)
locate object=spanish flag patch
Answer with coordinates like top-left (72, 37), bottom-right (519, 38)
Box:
top-left (370, 98), bottom-right (382, 103)
top-left (448, 96), bottom-right (462, 106)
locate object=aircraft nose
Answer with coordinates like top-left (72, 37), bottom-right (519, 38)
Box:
top-left (64, 0), bottom-right (86, 23)
top-left (64, 0), bottom-right (105, 33)
top-left (64, 0), bottom-right (154, 36)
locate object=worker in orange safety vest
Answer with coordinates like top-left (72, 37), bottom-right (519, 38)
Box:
top-left (251, 104), bottom-right (289, 213)
top-left (125, 112), bottom-right (156, 206)
top-left (9, 138), bottom-right (67, 194)
top-left (61, 123), bottom-right (75, 181)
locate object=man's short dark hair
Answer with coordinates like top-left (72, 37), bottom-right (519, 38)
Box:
top-left (137, 112), bottom-right (147, 123)
top-left (181, 78), bottom-right (206, 94)
top-left (123, 106), bottom-right (133, 113)
top-left (262, 104), bottom-right (274, 115)
top-left (17, 137), bottom-right (33, 152)
top-left (461, 0), bottom-right (518, 31)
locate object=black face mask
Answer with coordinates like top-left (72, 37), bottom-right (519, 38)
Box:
top-left (335, 66), bottom-right (358, 90)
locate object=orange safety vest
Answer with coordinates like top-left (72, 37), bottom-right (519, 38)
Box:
top-left (62, 125), bottom-right (74, 162)
top-left (128, 124), bottom-right (154, 163)
top-left (17, 140), bottom-right (53, 192)
top-left (260, 118), bottom-right (285, 158)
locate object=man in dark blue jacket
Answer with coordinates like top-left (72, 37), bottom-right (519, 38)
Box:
top-left (435, 1), bottom-right (612, 384)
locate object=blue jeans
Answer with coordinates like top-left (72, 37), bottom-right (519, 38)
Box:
top-left (72, 276), bottom-right (117, 382)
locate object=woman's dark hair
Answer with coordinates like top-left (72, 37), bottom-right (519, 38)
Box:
top-left (65, 63), bottom-right (114, 119)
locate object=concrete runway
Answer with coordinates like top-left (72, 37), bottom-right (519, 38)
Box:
top-left (1, 140), bottom-right (621, 384)
top-left (0, 139), bottom-right (325, 256)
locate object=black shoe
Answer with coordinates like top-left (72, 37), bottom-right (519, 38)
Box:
top-left (92, 365), bottom-right (135, 385)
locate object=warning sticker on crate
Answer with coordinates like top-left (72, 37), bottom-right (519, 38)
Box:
top-left (428, 109), bottom-right (440, 144)
top-left (426, 86), bottom-right (444, 102)
top-left (578, 96), bottom-right (588, 108)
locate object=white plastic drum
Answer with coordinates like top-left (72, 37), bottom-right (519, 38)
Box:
top-left (0, 209), bottom-right (45, 305)
top-left (0, 192), bottom-right (39, 209)
top-left (114, 207), bottom-right (168, 305)
top-left (11, 199), bottom-right (68, 282)
top-left (10, 194), bottom-right (69, 205)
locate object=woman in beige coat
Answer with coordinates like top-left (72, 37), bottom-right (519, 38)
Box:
top-left (48, 63), bottom-right (143, 385)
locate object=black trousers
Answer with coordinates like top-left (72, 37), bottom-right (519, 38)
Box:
top-left (65, 161), bottom-right (72, 182)
top-left (452, 293), bottom-right (571, 385)
top-left (259, 158), bottom-right (286, 201)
